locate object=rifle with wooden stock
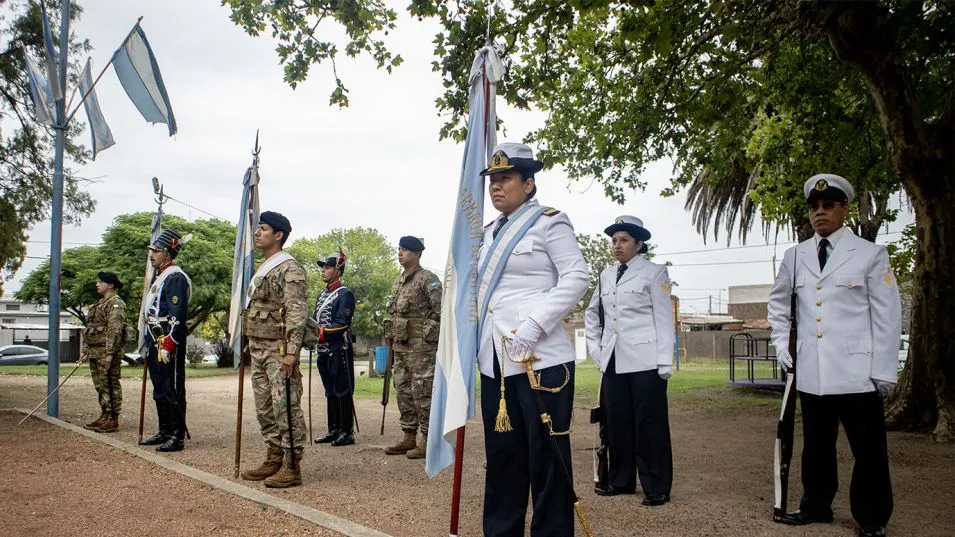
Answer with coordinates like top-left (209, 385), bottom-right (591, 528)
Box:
top-left (773, 262), bottom-right (799, 522)
top-left (380, 337), bottom-right (394, 435)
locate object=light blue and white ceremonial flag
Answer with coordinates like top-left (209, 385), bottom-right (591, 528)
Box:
top-left (137, 209), bottom-right (163, 359)
top-left (23, 55), bottom-right (55, 126)
top-left (78, 59), bottom-right (116, 159)
top-left (227, 142), bottom-right (261, 369)
top-left (113, 26), bottom-right (177, 136)
top-left (426, 46), bottom-right (504, 478)
top-left (40, 8), bottom-right (63, 102)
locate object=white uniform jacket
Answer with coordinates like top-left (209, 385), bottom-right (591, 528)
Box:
top-left (477, 202), bottom-right (589, 378)
top-left (767, 230), bottom-right (901, 395)
top-left (584, 256), bottom-right (674, 374)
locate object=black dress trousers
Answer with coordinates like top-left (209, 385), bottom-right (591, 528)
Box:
top-left (603, 353), bottom-right (673, 498)
top-left (798, 390), bottom-right (893, 527)
top-left (481, 355), bottom-right (575, 537)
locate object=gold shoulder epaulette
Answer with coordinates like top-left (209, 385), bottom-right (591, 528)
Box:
top-left (542, 208), bottom-right (561, 216)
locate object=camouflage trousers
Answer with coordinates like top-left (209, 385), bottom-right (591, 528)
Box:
top-left (89, 355), bottom-right (122, 415)
top-left (393, 350), bottom-right (435, 436)
top-left (249, 337), bottom-right (306, 455)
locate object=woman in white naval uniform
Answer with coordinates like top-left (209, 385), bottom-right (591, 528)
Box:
top-left (584, 215), bottom-right (674, 505)
top-left (477, 142), bottom-right (588, 537)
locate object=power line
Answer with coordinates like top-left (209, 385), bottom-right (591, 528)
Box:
top-left (667, 259), bottom-right (773, 267)
top-left (653, 229), bottom-right (902, 257)
top-left (163, 194), bottom-right (231, 222)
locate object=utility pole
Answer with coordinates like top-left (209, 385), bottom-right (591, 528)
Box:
top-left (46, 1), bottom-right (72, 418)
top-left (708, 295), bottom-right (713, 315)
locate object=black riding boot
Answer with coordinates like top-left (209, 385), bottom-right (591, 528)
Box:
top-left (314, 396), bottom-right (341, 443)
top-left (157, 402), bottom-right (185, 452)
top-left (139, 401), bottom-right (170, 446)
top-left (332, 397), bottom-right (355, 447)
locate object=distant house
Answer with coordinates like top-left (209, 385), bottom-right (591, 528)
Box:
top-left (727, 284), bottom-right (772, 329)
top-left (0, 295), bottom-right (83, 360)
top-left (679, 314), bottom-right (743, 331)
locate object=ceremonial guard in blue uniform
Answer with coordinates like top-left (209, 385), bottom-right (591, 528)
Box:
top-left (769, 174), bottom-right (901, 537)
top-left (477, 143), bottom-right (589, 537)
top-left (139, 229), bottom-right (192, 452)
top-left (312, 250), bottom-right (358, 447)
top-left (585, 215), bottom-right (674, 505)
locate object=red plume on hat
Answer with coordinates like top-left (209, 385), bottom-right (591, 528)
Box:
top-left (336, 247), bottom-right (346, 269)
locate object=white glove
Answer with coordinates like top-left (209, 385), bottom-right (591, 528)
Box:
top-left (777, 349), bottom-right (793, 372)
top-left (658, 365), bottom-right (673, 380)
top-left (159, 349), bottom-right (172, 364)
top-left (507, 335), bottom-right (534, 361)
top-left (873, 379), bottom-right (896, 396)
top-left (515, 318), bottom-right (544, 346)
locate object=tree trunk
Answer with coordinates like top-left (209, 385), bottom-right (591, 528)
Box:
top-left (811, 1), bottom-right (955, 441)
top-left (885, 188), bottom-right (955, 441)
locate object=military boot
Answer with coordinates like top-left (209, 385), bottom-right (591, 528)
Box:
top-left (96, 413), bottom-right (119, 433)
top-left (384, 431), bottom-right (417, 455)
top-left (140, 402), bottom-right (171, 446)
top-left (406, 435), bottom-right (427, 459)
top-left (264, 451), bottom-right (303, 488)
top-left (156, 409), bottom-right (185, 452)
top-left (84, 411), bottom-right (108, 431)
top-left (240, 446), bottom-right (284, 481)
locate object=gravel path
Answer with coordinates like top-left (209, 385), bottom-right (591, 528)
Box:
top-left (1, 372), bottom-right (952, 537)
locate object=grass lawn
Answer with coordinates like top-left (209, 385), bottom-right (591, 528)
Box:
top-left (0, 363), bottom-right (234, 378)
top-left (353, 359), bottom-right (782, 411)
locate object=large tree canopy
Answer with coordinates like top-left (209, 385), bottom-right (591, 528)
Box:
top-left (286, 227), bottom-right (400, 338)
top-left (16, 212), bottom-right (236, 334)
top-left (0, 0), bottom-right (95, 294)
top-left (225, 1), bottom-right (954, 440)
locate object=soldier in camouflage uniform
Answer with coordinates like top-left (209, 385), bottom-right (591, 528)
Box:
top-left (239, 211), bottom-right (309, 488)
top-left (82, 272), bottom-right (127, 433)
top-left (383, 236), bottom-right (442, 459)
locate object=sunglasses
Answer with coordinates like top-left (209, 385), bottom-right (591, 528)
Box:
top-left (807, 200), bottom-right (845, 211)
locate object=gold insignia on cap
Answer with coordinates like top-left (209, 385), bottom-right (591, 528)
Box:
top-left (172, 296), bottom-right (179, 305)
top-left (615, 217), bottom-right (624, 224)
top-left (883, 272), bottom-right (895, 287)
top-left (815, 179), bottom-right (829, 191)
top-left (491, 150), bottom-right (508, 167)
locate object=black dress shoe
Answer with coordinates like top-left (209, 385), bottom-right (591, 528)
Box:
top-left (156, 436), bottom-right (184, 452)
top-left (859, 526), bottom-right (886, 537)
top-left (314, 430), bottom-right (340, 444)
top-left (139, 432), bottom-right (168, 446)
top-left (331, 432), bottom-right (355, 447)
top-left (595, 484), bottom-right (636, 497)
top-left (779, 510), bottom-right (834, 526)
top-left (641, 494), bottom-right (670, 506)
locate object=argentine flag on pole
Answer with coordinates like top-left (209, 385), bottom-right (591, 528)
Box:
top-left (426, 46), bottom-right (504, 478)
top-left (113, 25), bottom-right (177, 136)
top-left (228, 137), bottom-right (261, 368)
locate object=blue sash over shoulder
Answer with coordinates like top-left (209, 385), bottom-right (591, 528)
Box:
top-left (477, 200), bottom-right (550, 335)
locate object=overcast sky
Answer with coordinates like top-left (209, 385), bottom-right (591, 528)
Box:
top-left (6, 0), bottom-right (912, 315)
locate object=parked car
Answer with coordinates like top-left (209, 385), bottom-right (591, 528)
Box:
top-left (898, 334), bottom-right (910, 372)
top-left (0, 345), bottom-right (49, 366)
top-left (201, 354), bottom-right (219, 365)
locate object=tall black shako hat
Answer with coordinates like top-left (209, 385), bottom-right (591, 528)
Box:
top-left (259, 211), bottom-right (292, 241)
top-left (804, 174), bottom-right (855, 204)
top-left (604, 215), bottom-right (651, 254)
top-left (97, 271), bottom-right (123, 290)
top-left (480, 142), bottom-right (544, 177)
top-left (148, 229), bottom-right (190, 259)
top-left (398, 236), bottom-right (425, 253)
top-left (316, 248), bottom-right (346, 274)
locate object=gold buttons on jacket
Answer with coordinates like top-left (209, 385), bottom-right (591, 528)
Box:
top-left (816, 317), bottom-right (822, 322)
top-left (816, 284), bottom-right (822, 290)
top-left (816, 300), bottom-right (822, 306)
top-left (817, 333), bottom-right (823, 338)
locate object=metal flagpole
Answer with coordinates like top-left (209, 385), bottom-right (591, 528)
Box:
top-left (46, 0), bottom-right (72, 418)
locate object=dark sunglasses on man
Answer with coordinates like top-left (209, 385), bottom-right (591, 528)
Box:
top-left (807, 200), bottom-right (845, 211)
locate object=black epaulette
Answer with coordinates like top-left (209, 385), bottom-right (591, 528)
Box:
top-left (542, 208), bottom-right (561, 216)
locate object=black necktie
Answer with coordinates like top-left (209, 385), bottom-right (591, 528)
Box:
top-left (616, 263), bottom-right (628, 283)
top-left (492, 216), bottom-right (508, 240)
top-left (818, 238), bottom-right (830, 271)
